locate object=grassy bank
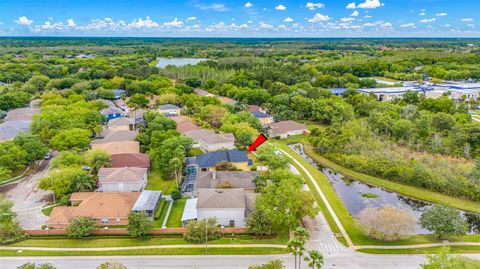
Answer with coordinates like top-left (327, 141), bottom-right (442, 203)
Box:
top-left (0, 247), bottom-right (289, 256)
top-left (272, 137), bottom-right (480, 247)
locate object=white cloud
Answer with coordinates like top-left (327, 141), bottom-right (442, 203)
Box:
top-left (259, 21), bottom-right (273, 29)
top-left (163, 18), bottom-right (184, 28)
top-left (15, 16), bottom-right (33, 26)
top-left (341, 17), bottom-right (355, 22)
top-left (443, 24), bottom-right (451, 27)
top-left (357, 0), bottom-right (384, 9)
top-left (308, 13), bottom-right (330, 22)
top-left (244, 2), bottom-right (253, 8)
top-left (419, 12), bottom-right (426, 16)
top-left (346, 2), bottom-right (356, 9)
top-left (350, 10), bottom-right (359, 17)
top-left (275, 4), bottom-right (286, 11)
top-left (467, 24), bottom-right (475, 28)
top-left (401, 23), bottom-right (415, 28)
top-left (196, 3), bottom-right (228, 11)
top-left (435, 12), bottom-right (447, 17)
top-left (248, 20), bottom-right (253, 24)
top-left (462, 18), bottom-right (473, 22)
top-left (364, 15), bottom-right (372, 19)
top-left (380, 22), bottom-right (392, 27)
top-left (420, 18), bottom-right (435, 23)
top-left (128, 16), bottom-right (159, 29)
top-left (284, 17), bottom-right (294, 22)
top-left (305, 2), bottom-right (324, 10)
top-left (66, 19), bottom-right (76, 28)
top-left (186, 17), bottom-right (197, 22)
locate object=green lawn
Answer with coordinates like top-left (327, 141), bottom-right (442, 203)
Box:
top-left (153, 199), bottom-right (169, 228)
top-left (358, 246), bottom-right (480, 254)
top-left (41, 207), bottom-right (54, 216)
top-left (0, 247), bottom-right (288, 256)
top-left (166, 198), bottom-right (187, 227)
top-left (146, 168), bottom-right (177, 194)
top-left (272, 137), bottom-right (480, 247)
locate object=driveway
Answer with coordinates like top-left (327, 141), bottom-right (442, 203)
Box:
top-left (0, 156), bottom-right (55, 229)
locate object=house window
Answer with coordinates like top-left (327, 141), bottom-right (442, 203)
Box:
top-left (115, 218), bottom-right (121, 224)
top-left (229, 220), bottom-right (235, 227)
top-left (101, 218), bottom-right (109, 224)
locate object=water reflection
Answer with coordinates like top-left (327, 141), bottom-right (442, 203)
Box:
top-left (156, 57), bottom-right (208, 68)
top-left (288, 143), bottom-right (480, 234)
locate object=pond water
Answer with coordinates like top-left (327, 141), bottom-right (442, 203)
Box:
top-left (156, 57), bottom-right (209, 68)
top-left (288, 143), bottom-right (480, 235)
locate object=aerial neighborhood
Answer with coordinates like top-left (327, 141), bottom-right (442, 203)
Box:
top-left (1, 37), bottom-right (480, 269)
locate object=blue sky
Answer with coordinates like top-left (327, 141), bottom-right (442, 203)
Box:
top-left (0, 0), bottom-right (478, 37)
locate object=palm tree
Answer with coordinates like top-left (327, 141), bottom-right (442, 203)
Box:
top-left (71, 175), bottom-right (96, 192)
top-left (287, 238), bottom-right (303, 269)
top-left (169, 146), bottom-right (185, 189)
top-left (304, 250), bottom-right (324, 269)
top-left (294, 227), bottom-right (310, 269)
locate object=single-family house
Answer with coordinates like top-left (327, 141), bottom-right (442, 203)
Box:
top-left (249, 105), bottom-right (267, 114)
top-left (3, 107), bottom-right (40, 122)
top-left (97, 167), bottom-right (148, 192)
top-left (91, 130), bottom-right (138, 144)
top-left (91, 141), bottom-right (140, 155)
top-left (176, 122), bottom-right (201, 134)
top-left (101, 107), bottom-right (125, 122)
top-left (184, 129), bottom-right (235, 152)
top-left (218, 96), bottom-right (237, 105)
top-left (0, 120), bottom-right (31, 141)
top-left (194, 171), bottom-right (257, 193)
top-left (107, 117), bottom-right (135, 132)
top-left (252, 111), bottom-right (274, 125)
top-left (158, 104), bottom-right (181, 116)
top-left (132, 190), bottom-right (162, 218)
top-left (194, 88), bottom-right (215, 97)
top-left (265, 120), bottom-right (308, 139)
top-left (195, 188), bottom-right (247, 227)
top-left (47, 192), bottom-right (141, 229)
top-left (110, 153), bottom-right (151, 169)
top-left (170, 115), bottom-right (194, 124)
top-left (195, 150), bottom-right (252, 171)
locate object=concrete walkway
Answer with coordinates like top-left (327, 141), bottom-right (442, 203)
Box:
top-left (279, 148), bottom-right (354, 247)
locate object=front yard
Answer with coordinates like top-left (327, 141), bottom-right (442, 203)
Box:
top-left (145, 168), bottom-right (177, 194)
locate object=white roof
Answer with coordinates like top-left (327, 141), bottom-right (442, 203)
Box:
top-left (358, 87), bottom-right (422, 94)
top-left (181, 198), bottom-right (198, 222)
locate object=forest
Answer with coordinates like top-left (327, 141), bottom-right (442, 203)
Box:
top-left (1, 37), bottom-right (480, 203)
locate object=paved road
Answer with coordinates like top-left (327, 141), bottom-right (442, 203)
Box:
top-left (1, 157), bottom-right (54, 229)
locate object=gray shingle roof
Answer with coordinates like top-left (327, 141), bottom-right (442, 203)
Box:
top-left (158, 104), bottom-right (180, 110)
top-left (0, 120), bottom-right (31, 141)
top-left (195, 171), bottom-right (257, 190)
top-left (196, 150), bottom-right (249, 168)
top-left (196, 188), bottom-right (245, 209)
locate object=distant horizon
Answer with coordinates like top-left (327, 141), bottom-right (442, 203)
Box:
top-left (1, 0), bottom-right (478, 37)
top-left (1, 36), bottom-right (479, 39)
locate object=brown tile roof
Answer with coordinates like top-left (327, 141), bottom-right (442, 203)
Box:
top-left (98, 167), bottom-right (148, 183)
top-left (91, 130), bottom-right (138, 145)
top-left (111, 153), bottom-right (150, 168)
top-left (91, 141), bottom-right (140, 155)
top-left (48, 192), bottom-right (140, 227)
top-left (249, 105), bottom-right (261, 113)
top-left (195, 171), bottom-right (257, 191)
top-left (107, 117), bottom-right (135, 127)
top-left (218, 96), bottom-right (236, 105)
top-left (197, 188), bottom-right (245, 209)
top-left (265, 120), bottom-right (307, 135)
top-left (176, 122), bottom-right (201, 134)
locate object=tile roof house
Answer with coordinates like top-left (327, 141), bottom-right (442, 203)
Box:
top-left (265, 120), bottom-right (308, 139)
top-left (196, 188), bottom-right (247, 227)
top-left (100, 107), bottom-right (125, 122)
top-left (110, 153), bottom-right (151, 169)
top-left (157, 104), bottom-right (181, 116)
top-left (194, 88), bottom-right (215, 97)
top-left (176, 122), bottom-right (201, 134)
top-left (47, 192), bottom-right (140, 229)
top-left (97, 167), bottom-right (148, 192)
top-left (0, 120), bottom-right (31, 141)
top-left (91, 141), bottom-right (140, 155)
top-left (170, 116), bottom-right (194, 124)
top-left (195, 150), bottom-right (252, 171)
top-left (218, 96), bottom-right (237, 105)
top-left (113, 89), bottom-right (126, 100)
top-left (249, 105), bottom-right (267, 114)
top-left (3, 108), bottom-right (40, 122)
top-left (184, 129), bottom-right (235, 152)
top-left (107, 117), bottom-right (135, 132)
top-left (252, 111), bottom-right (274, 125)
top-left (194, 171), bottom-right (258, 193)
top-left (91, 130), bottom-right (138, 145)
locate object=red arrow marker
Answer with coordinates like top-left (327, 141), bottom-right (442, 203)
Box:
top-left (248, 133), bottom-right (268, 152)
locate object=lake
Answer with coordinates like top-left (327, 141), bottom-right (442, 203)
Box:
top-left (156, 57), bottom-right (209, 68)
top-left (288, 143), bottom-right (480, 234)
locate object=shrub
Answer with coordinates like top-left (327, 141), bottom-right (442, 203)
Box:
top-left (184, 218), bottom-right (221, 243)
top-left (66, 217), bottom-right (97, 238)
